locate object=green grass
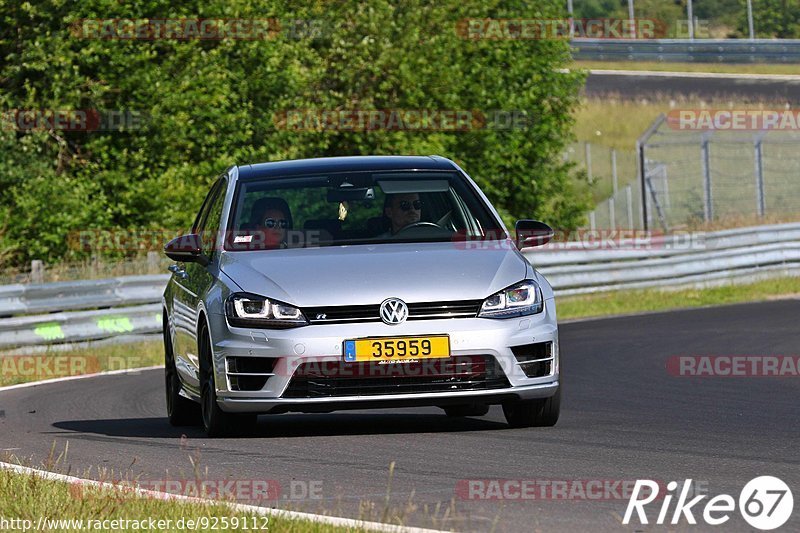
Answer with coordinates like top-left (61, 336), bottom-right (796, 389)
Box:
top-left (573, 60), bottom-right (800, 76)
top-left (0, 468), bottom-right (358, 533)
top-left (557, 276), bottom-right (800, 320)
top-left (0, 340), bottom-right (163, 387)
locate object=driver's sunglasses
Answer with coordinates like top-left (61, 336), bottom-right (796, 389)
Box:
top-left (263, 218), bottom-right (288, 229)
top-left (399, 200), bottom-right (423, 212)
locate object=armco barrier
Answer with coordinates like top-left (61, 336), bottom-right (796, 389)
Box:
top-left (0, 223), bottom-right (798, 348)
top-left (571, 38), bottom-right (800, 63)
top-left (0, 275), bottom-right (168, 349)
top-left (526, 223), bottom-right (800, 295)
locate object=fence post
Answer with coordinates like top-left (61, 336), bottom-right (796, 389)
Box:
top-left (584, 142), bottom-right (593, 184)
top-left (754, 134), bottom-right (766, 218)
top-left (626, 184), bottom-right (634, 229)
top-left (636, 114), bottom-right (665, 232)
top-left (147, 251), bottom-right (160, 274)
top-left (31, 260), bottom-right (44, 284)
top-left (701, 133), bottom-right (713, 222)
top-left (611, 149), bottom-right (618, 195)
top-left (609, 197), bottom-right (616, 229)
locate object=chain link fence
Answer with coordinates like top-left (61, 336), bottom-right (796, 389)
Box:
top-left (637, 114), bottom-right (800, 230)
top-left (583, 114), bottom-right (800, 230)
top-left (565, 142), bottom-right (643, 229)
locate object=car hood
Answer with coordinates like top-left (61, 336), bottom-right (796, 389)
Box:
top-left (219, 242), bottom-right (528, 307)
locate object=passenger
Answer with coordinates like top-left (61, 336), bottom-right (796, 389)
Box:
top-left (251, 197), bottom-right (292, 249)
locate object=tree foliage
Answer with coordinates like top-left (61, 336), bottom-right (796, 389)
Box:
top-left (0, 0), bottom-right (588, 266)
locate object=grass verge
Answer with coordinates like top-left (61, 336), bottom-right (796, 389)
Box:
top-left (0, 467), bottom-right (357, 533)
top-left (0, 340), bottom-right (162, 387)
top-left (573, 60), bottom-right (800, 76)
top-left (557, 276), bottom-right (800, 321)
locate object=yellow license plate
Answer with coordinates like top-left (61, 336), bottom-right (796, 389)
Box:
top-left (344, 336), bottom-right (450, 362)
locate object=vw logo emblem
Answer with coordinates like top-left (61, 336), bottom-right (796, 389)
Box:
top-left (380, 298), bottom-right (408, 325)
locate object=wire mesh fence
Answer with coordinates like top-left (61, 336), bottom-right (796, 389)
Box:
top-left (639, 115), bottom-right (800, 230)
top-left (564, 142), bottom-right (643, 229)
top-left (585, 113), bottom-right (800, 230)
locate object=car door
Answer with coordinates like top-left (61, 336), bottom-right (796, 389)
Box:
top-left (170, 177), bottom-right (226, 391)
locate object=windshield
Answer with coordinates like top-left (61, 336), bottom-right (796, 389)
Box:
top-left (224, 171), bottom-right (506, 251)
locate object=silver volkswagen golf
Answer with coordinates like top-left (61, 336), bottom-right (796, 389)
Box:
top-left (163, 156), bottom-right (560, 437)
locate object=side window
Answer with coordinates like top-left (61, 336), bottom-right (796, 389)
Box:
top-left (192, 180), bottom-right (222, 234)
top-left (198, 178), bottom-right (228, 255)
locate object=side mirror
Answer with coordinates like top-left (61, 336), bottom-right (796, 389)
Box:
top-left (515, 220), bottom-right (554, 249)
top-left (164, 234), bottom-right (209, 266)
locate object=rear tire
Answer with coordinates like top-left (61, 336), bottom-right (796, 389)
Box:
top-left (164, 314), bottom-right (201, 427)
top-left (198, 323), bottom-right (256, 437)
top-left (443, 404), bottom-right (490, 417)
top-left (502, 387), bottom-right (560, 428)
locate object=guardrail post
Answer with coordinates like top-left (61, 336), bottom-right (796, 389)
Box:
top-left (754, 133), bottom-right (766, 218)
top-left (30, 260), bottom-right (44, 284)
top-left (701, 133), bottom-right (713, 222)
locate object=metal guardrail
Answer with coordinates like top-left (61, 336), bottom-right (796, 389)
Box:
top-left (0, 275), bottom-right (168, 315)
top-left (526, 223), bottom-right (800, 295)
top-left (571, 38), bottom-right (800, 63)
top-left (0, 276), bottom-right (168, 350)
top-left (1, 223), bottom-right (798, 348)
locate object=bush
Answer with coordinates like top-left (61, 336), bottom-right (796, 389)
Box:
top-left (0, 0), bottom-right (588, 266)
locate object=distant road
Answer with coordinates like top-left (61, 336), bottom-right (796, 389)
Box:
top-left (584, 69), bottom-right (800, 101)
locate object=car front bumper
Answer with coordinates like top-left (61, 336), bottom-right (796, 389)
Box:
top-left (207, 298), bottom-right (559, 414)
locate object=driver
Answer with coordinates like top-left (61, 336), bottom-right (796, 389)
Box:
top-left (382, 193), bottom-right (422, 235)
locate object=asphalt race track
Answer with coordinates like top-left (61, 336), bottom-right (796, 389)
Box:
top-left (585, 71), bottom-right (800, 102)
top-left (2, 300), bottom-right (799, 532)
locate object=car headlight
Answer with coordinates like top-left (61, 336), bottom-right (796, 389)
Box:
top-left (479, 280), bottom-right (543, 318)
top-left (225, 293), bottom-right (308, 328)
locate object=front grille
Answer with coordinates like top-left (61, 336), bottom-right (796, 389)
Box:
top-left (282, 355), bottom-right (510, 398)
top-left (304, 300), bottom-right (482, 325)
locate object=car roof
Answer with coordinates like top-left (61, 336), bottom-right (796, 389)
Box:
top-left (235, 155), bottom-right (457, 180)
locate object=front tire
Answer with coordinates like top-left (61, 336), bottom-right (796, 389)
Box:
top-left (502, 387), bottom-right (560, 428)
top-left (164, 314), bottom-right (201, 426)
top-left (198, 323), bottom-right (256, 437)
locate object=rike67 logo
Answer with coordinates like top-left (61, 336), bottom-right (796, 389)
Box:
top-left (623, 476), bottom-right (794, 530)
